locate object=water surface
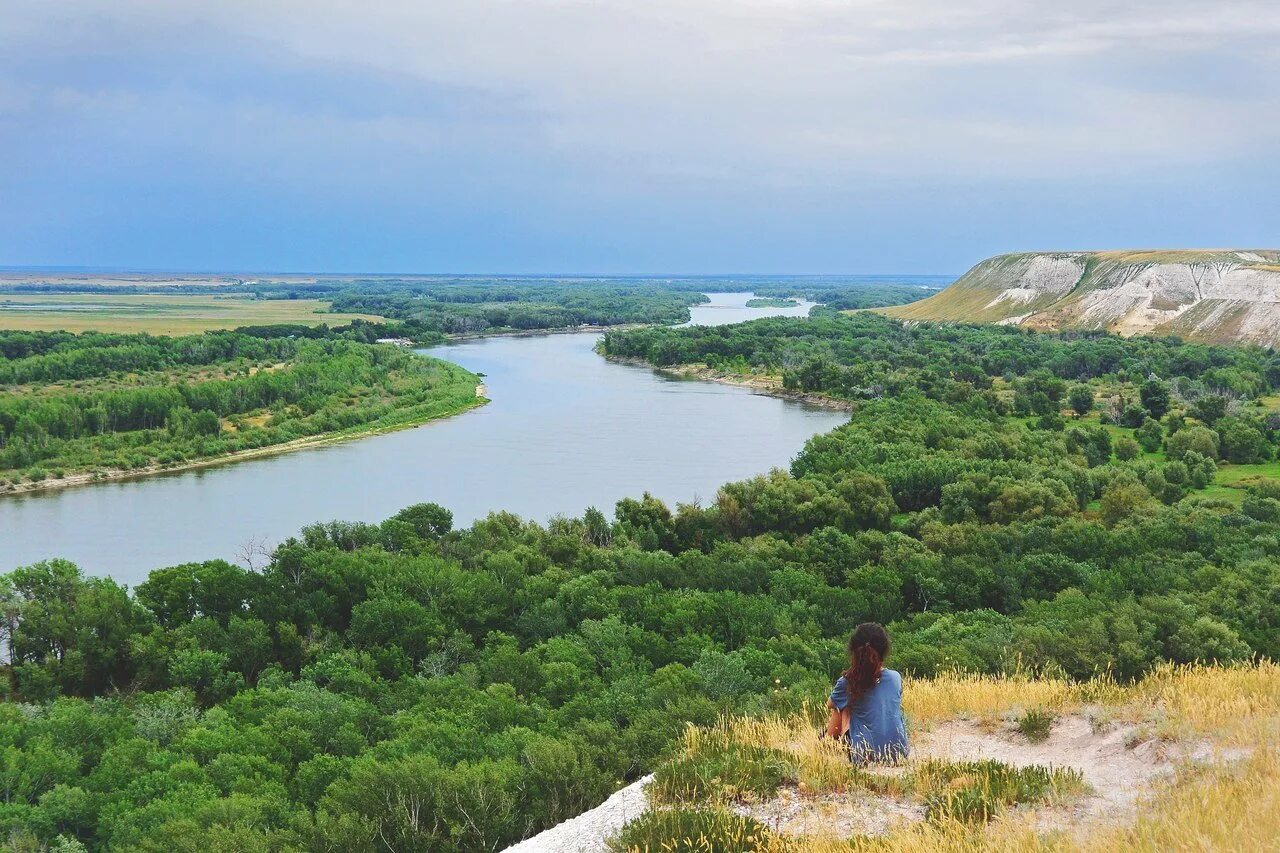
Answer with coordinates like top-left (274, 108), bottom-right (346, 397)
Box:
top-left (0, 295), bottom-right (843, 584)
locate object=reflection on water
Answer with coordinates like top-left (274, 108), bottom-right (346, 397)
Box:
top-left (0, 294), bottom-right (844, 584)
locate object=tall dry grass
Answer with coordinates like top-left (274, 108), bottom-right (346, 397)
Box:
top-left (636, 663), bottom-right (1280, 853)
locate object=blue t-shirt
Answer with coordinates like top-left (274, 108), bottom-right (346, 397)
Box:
top-left (830, 669), bottom-right (909, 762)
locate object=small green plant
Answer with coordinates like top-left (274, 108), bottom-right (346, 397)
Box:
top-left (608, 808), bottom-right (772, 852)
top-left (650, 738), bottom-right (794, 804)
top-left (910, 759), bottom-right (1087, 824)
top-left (925, 785), bottom-right (1001, 823)
top-left (1017, 708), bottom-right (1056, 742)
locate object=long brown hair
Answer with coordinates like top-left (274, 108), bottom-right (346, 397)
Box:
top-left (843, 622), bottom-right (890, 703)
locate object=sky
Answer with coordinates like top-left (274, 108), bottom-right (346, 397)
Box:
top-left (1, 0), bottom-right (1278, 275)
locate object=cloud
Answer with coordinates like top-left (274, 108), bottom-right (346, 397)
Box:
top-left (0, 0), bottom-right (1277, 270)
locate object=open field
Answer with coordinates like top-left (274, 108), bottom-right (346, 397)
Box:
top-left (0, 294), bottom-right (384, 334)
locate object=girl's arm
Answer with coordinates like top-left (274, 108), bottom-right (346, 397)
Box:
top-left (825, 697), bottom-right (844, 739)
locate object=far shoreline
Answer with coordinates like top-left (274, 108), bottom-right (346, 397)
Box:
top-left (603, 354), bottom-right (852, 411)
top-left (0, 392), bottom-right (488, 499)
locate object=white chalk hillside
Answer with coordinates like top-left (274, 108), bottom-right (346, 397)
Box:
top-left (888, 250), bottom-right (1280, 347)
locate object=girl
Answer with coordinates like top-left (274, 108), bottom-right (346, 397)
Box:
top-left (825, 622), bottom-right (908, 762)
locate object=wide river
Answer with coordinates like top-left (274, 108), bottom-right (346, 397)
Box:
top-left (0, 293), bottom-right (845, 585)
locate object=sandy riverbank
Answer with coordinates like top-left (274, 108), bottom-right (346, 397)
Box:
top-left (605, 356), bottom-right (852, 411)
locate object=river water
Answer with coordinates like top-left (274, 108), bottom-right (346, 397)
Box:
top-left (0, 294), bottom-right (845, 585)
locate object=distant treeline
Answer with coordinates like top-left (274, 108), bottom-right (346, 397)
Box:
top-left (1, 276), bottom-right (944, 332)
top-left (326, 278), bottom-right (940, 334)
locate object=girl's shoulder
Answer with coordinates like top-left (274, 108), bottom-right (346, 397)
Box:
top-left (881, 669), bottom-right (903, 686)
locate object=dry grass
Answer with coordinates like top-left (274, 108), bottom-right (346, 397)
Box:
top-left (0, 294), bottom-right (383, 334)
top-left (1081, 748), bottom-right (1280, 852)
top-left (901, 671), bottom-right (1117, 728)
top-left (633, 663), bottom-right (1280, 852)
top-left (1129, 662), bottom-right (1280, 744)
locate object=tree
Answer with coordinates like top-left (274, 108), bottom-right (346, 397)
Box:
top-left (1099, 476), bottom-right (1153, 526)
top-left (1217, 418), bottom-right (1270, 464)
top-left (391, 502), bottom-right (453, 539)
top-left (1067, 385), bottom-right (1094, 418)
top-left (1121, 402), bottom-right (1149, 428)
top-left (1114, 436), bottom-right (1140, 461)
top-left (1136, 418), bottom-right (1164, 453)
top-left (1190, 395), bottom-right (1227, 425)
top-left (1139, 380), bottom-right (1171, 419)
top-left (1166, 425), bottom-right (1219, 461)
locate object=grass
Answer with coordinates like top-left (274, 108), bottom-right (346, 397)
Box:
top-left (617, 663), bottom-right (1280, 852)
top-left (650, 738), bottom-right (795, 804)
top-left (609, 808), bottom-right (772, 852)
top-left (913, 760), bottom-right (1086, 824)
top-left (650, 716), bottom-right (872, 806)
top-left (1015, 709), bottom-right (1055, 743)
top-left (0, 294), bottom-right (384, 335)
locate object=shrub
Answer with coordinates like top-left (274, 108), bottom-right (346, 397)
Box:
top-left (913, 759), bottom-right (1086, 824)
top-left (1136, 418), bottom-right (1164, 453)
top-left (1121, 403), bottom-right (1149, 428)
top-left (1068, 385), bottom-right (1093, 418)
top-left (1167, 426), bottom-right (1219, 462)
top-left (1016, 708), bottom-right (1055, 742)
top-left (650, 740), bottom-right (793, 804)
top-left (609, 808), bottom-right (772, 852)
top-left (1114, 436), bottom-right (1140, 461)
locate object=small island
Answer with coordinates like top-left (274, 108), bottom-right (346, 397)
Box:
top-left (744, 296), bottom-right (801, 308)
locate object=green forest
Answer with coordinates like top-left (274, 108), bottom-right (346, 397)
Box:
top-left (0, 326), bottom-right (482, 489)
top-left (3, 310), bottom-right (1280, 850)
top-left (316, 278), bottom-right (938, 334)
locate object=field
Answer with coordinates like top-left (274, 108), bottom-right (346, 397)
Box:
top-left (0, 294), bottom-right (384, 334)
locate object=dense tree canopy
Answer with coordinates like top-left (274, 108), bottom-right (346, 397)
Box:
top-left (4, 310), bottom-right (1280, 850)
top-left (0, 327), bottom-right (481, 487)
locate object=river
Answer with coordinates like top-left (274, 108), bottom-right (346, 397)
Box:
top-left (0, 293), bottom-right (845, 585)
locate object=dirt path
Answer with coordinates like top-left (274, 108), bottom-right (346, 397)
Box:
top-left (909, 715), bottom-right (1174, 829)
top-left (743, 714), bottom-right (1246, 839)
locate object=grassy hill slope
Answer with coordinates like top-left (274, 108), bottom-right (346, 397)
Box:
top-left (607, 663), bottom-right (1280, 852)
top-left (886, 251), bottom-right (1280, 347)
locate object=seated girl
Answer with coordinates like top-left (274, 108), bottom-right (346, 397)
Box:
top-left (825, 622), bottom-right (909, 763)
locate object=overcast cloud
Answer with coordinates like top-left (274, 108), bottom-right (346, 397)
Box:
top-left (1, 0), bottom-right (1277, 272)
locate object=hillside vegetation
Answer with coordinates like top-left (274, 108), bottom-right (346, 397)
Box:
top-left (885, 250), bottom-right (1280, 347)
top-left (609, 663), bottom-right (1280, 852)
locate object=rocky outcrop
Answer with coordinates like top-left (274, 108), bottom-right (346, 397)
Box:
top-left (887, 250), bottom-right (1280, 347)
top-left (503, 776), bottom-right (652, 853)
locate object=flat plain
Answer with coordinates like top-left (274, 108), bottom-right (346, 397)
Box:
top-left (0, 293), bottom-right (383, 334)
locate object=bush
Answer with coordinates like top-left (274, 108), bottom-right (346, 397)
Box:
top-left (914, 759), bottom-right (1086, 824)
top-left (1114, 436), bottom-right (1140, 461)
top-left (1217, 418), bottom-right (1270, 464)
top-left (1016, 708), bottom-right (1056, 742)
top-left (1068, 385), bottom-right (1094, 418)
top-left (1167, 426), bottom-right (1220, 461)
top-left (1121, 403), bottom-right (1149, 428)
top-left (609, 808), bottom-right (772, 852)
top-left (650, 740), bottom-right (793, 804)
top-left (1136, 418), bottom-right (1164, 453)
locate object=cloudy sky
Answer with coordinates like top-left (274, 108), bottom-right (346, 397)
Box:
top-left (2, 1), bottom-right (1277, 273)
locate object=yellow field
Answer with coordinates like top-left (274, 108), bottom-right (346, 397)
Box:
top-left (0, 294), bottom-right (384, 335)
